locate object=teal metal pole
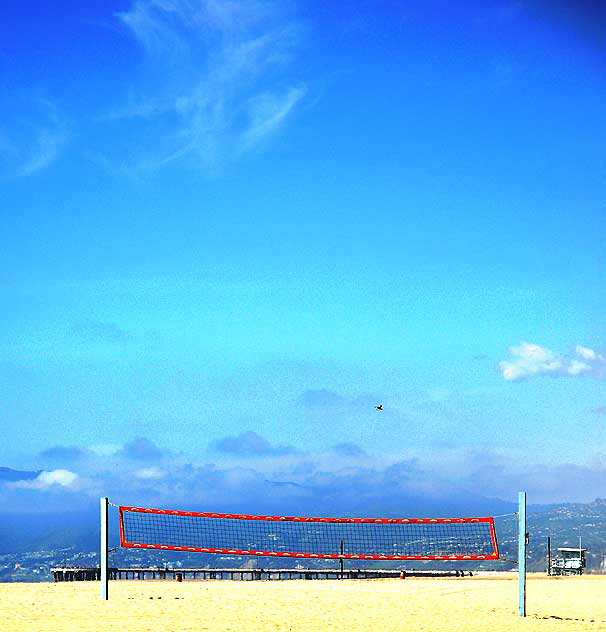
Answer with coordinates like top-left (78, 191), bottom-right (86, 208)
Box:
top-left (518, 491), bottom-right (527, 617)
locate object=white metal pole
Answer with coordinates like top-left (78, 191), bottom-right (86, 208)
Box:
top-left (518, 491), bottom-right (527, 617)
top-left (100, 496), bottom-right (109, 600)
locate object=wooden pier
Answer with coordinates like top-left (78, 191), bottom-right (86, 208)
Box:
top-left (51, 567), bottom-right (472, 582)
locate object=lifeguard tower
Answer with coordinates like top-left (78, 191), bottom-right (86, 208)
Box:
top-left (550, 547), bottom-right (587, 575)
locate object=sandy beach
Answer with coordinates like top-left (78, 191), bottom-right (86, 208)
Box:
top-left (1, 574), bottom-right (606, 632)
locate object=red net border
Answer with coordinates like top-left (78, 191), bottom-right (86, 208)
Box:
top-left (118, 506), bottom-right (500, 561)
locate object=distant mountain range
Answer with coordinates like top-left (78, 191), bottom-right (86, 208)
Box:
top-left (0, 510), bottom-right (98, 555)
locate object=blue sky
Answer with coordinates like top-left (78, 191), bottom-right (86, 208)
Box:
top-left (0, 0), bottom-right (605, 513)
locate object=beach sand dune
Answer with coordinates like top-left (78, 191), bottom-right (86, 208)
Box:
top-left (2, 574), bottom-right (606, 632)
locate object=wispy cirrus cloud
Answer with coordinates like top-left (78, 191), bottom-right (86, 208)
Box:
top-left (108, 0), bottom-right (307, 171)
top-left (0, 99), bottom-right (68, 177)
top-left (498, 342), bottom-right (605, 381)
top-left (239, 85), bottom-right (306, 151)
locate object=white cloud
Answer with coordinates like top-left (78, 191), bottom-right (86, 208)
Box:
top-left (9, 469), bottom-right (79, 490)
top-left (567, 359), bottom-right (591, 375)
top-left (133, 466), bottom-right (167, 480)
top-left (89, 443), bottom-right (122, 456)
top-left (576, 345), bottom-right (597, 361)
top-left (5, 437), bottom-right (606, 511)
top-left (110, 0), bottom-right (307, 170)
top-left (499, 342), bottom-right (605, 381)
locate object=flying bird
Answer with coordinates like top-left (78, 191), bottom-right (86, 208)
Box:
top-left (375, 404), bottom-right (383, 411)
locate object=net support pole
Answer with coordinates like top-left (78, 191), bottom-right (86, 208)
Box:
top-left (518, 491), bottom-right (527, 617)
top-left (100, 496), bottom-right (108, 601)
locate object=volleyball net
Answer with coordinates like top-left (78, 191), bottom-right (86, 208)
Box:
top-left (119, 506), bottom-right (499, 561)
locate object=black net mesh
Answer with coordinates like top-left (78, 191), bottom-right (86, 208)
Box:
top-left (121, 510), bottom-right (497, 559)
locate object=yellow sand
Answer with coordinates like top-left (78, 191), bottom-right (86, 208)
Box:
top-left (2, 574), bottom-right (606, 632)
